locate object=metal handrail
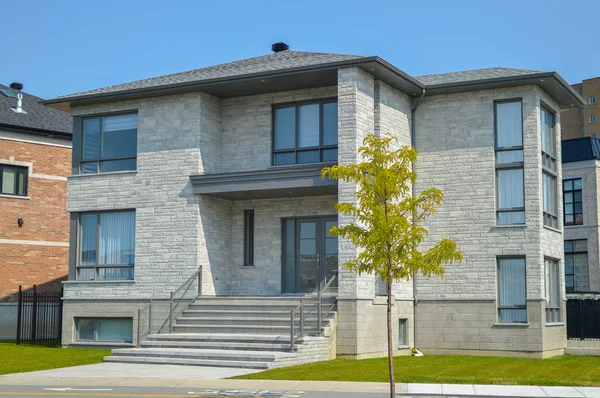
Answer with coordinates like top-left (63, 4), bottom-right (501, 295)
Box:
top-left (136, 300), bottom-right (152, 347)
top-left (169, 268), bottom-right (201, 332)
top-left (289, 301), bottom-right (304, 352)
top-left (317, 274), bottom-right (337, 336)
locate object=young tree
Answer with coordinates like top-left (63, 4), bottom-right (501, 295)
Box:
top-left (322, 133), bottom-right (462, 397)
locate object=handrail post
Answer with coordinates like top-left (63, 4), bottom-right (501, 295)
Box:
top-left (317, 281), bottom-right (322, 336)
top-left (148, 302), bottom-right (152, 336)
top-left (137, 308), bottom-right (142, 347)
top-left (290, 308), bottom-right (295, 352)
top-left (300, 302), bottom-right (304, 337)
top-left (169, 292), bottom-right (174, 333)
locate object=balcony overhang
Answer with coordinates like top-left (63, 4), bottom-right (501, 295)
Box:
top-left (190, 163), bottom-right (337, 200)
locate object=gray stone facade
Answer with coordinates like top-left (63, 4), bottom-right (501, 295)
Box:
top-left (62, 61), bottom-right (569, 359)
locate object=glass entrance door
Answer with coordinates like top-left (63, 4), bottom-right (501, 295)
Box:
top-left (282, 217), bottom-right (338, 294)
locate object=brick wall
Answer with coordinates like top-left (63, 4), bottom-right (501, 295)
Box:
top-left (0, 132), bottom-right (71, 301)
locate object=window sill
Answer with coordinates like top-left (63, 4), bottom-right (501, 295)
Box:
top-left (492, 323), bottom-right (530, 328)
top-left (239, 264), bottom-right (256, 269)
top-left (398, 345), bottom-right (410, 350)
top-left (564, 225), bottom-right (586, 228)
top-left (69, 341), bottom-right (135, 348)
top-left (491, 224), bottom-right (526, 229)
top-left (0, 194), bottom-right (30, 200)
top-left (64, 280), bottom-right (135, 284)
top-left (546, 322), bottom-right (565, 327)
top-left (543, 225), bottom-right (562, 234)
top-left (68, 170), bottom-right (138, 179)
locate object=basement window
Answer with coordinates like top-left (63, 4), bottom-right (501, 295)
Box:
top-left (76, 318), bottom-right (133, 343)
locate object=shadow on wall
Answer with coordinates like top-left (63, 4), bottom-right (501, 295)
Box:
top-left (0, 275), bottom-right (67, 303)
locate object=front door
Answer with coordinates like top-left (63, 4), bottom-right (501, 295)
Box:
top-left (282, 217), bottom-right (338, 294)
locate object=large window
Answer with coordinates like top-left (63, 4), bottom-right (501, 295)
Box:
top-left (76, 318), bottom-right (133, 343)
top-left (495, 100), bottom-right (525, 225)
top-left (498, 257), bottom-right (527, 323)
top-left (81, 113), bottom-right (137, 174)
top-left (0, 165), bottom-right (27, 196)
top-left (563, 178), bottom-right (583, 225)
top-left (541, 106), bottom-right (558, 228)
top-left (77, 210), bottom-right (136, 281)
top-left (565, 239), bottom-right (589, 293)
top-left (545, 258), bottom-right (560, 323)
top-left (273, 100), bottom-right (337, 166)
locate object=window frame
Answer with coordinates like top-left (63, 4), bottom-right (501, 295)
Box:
top-left (76, 209), bottom-right (136, 281)
top-left (544, 258), bottom-right (561, 323)
top-left (271, 98), bottom-right (338, 166)
top-left (563, 178), bottom-right (583, 226)
top-left (565, 239), bottom-right (589, 293)
top-left (0, 164), bottom-right (28, 196)
top-left (590, 96), bottom-right (596, 105)
top-left (80, 112), bottom-right (138, 174)
top-left (541, 105), bottom-right (558, 229)
top-left (75, 317), bottom-right (133, 343)
top-left (398, 318), bottom-right (408, 347)
top-left (494, 99), bottom-right (525, 225)
top-left (591, 115), bottom-right (597, 123)
top-left (497, 256), bottom-right (527, 324)
top-left (243, 209), bottom-right (254, 266)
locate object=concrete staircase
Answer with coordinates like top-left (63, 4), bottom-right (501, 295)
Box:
top-left (104, 296), bottom-right (337, 369)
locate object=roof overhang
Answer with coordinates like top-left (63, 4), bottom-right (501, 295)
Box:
top-left (42, 57), bottom-right (424, 112)
top-left (190, 163), bottom-right (337, 200)
top-left (0, 123), bottom-right (72, 140)
top-left (423, 72), bottom-right (586, 108)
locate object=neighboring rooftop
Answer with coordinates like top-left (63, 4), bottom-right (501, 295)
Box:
top-left (562, 137), bottom-right (600, 163)
top-left (0, 83), bottom-right (72, 137)
top-left (415, 67), bottom-right (546, 86)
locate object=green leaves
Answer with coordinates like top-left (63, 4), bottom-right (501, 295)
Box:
top-left (322, 133), bottom-right (462, 283)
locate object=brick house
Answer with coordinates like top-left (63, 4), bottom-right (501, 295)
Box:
top-left (44, 44), bottom-right (584, 366)
top-left (0, 83), bottom-right (72, 339)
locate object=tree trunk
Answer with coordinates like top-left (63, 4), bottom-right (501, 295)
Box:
top-left (387, 277), bottom-right (395, 397)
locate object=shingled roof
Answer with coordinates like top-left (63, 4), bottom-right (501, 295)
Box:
top-left (415, 67), bottom-right (546, 86)
top-left (52, 51), bottom-right (368, 101)
top-left (0, 84), bottom-right (72, 137)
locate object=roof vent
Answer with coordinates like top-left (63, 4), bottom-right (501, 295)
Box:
top-left (9, 82), bottom-right (26, 114)
top-left (272, 42), bottom-right (289, 53)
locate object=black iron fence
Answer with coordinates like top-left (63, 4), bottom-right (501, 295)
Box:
top-left (566, 299), bottom-right (600, 340)
top-left (16, 285), bottom-right (63, 346)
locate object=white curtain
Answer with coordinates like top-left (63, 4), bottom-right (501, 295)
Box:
top-left (100, 212), bottom-right (135, 265)
top-left (80, 214), bottom-right (98, 265)
top-left (545, 259), bottom-right (559, 308)
top-left (1, 167), bottom-right (15, 194)
top-left (499, 258), bottom-right (527, 322)
top-left (543, 173), bottom-right (557, 215)
top-left (497, 169), bottom-right (524, 208)
top-left (496, 102), bottom-right (522, 148)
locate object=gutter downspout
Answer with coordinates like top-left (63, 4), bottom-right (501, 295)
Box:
top-left (411, 88), bottom-right (426, 350)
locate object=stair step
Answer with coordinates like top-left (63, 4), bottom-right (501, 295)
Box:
top-left (111, 348), bottom-right (296, 362)
top-left (104, 355), bottom-right (270, 369)
top-left (140, 340), bottom-right (292, 351)
top-left (181, 309), bottom-right (333, 317)
top-left (172, 324), bottom-right (320, 334)
top-left (175, 317), bottom-right (324, 327)
top-left (146, 333), bottom-right (294, 343)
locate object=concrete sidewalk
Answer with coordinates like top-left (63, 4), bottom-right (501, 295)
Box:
top-left (1, 363), bottom-right (599, 397)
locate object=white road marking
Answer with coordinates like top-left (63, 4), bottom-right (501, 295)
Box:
top-left (44, 387), bottom-right (114, 392)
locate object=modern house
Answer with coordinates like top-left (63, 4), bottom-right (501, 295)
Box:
top-left (0, 83), bottom-right (72, 339)
top-left (44, 44), bottom-right (585, 367)
top-left (561, 137), bottom-right (600, 294)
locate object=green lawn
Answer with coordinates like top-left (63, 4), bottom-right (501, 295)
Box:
top-left (0, 341), bottom-right (110, 376)
top-left (234, 355), bottom-right (600, 386)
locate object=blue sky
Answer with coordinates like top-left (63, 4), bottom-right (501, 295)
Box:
top-left (2, 0), bottom-right (598, 99)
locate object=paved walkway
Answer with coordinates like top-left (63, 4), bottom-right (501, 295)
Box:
top-left (1, 363), bottom-right (600, 397)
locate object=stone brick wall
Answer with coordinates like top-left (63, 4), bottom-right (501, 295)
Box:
top-left (0, 131), bottom-right (71, 301)
top-left (563, 160), bottom-right (600, 292)
top-left (221, 87), bottom-right (337, 173)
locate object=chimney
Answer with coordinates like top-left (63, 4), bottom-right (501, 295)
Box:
top-left (9, 82), bottom-right (26, 114)
top-left (272, 42), bottom-right (289, 53)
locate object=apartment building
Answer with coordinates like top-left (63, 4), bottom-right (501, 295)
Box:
top-left (44, 44), bottom-right (584, 367)
top-left (561, 77), bottom-right (599, 140)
